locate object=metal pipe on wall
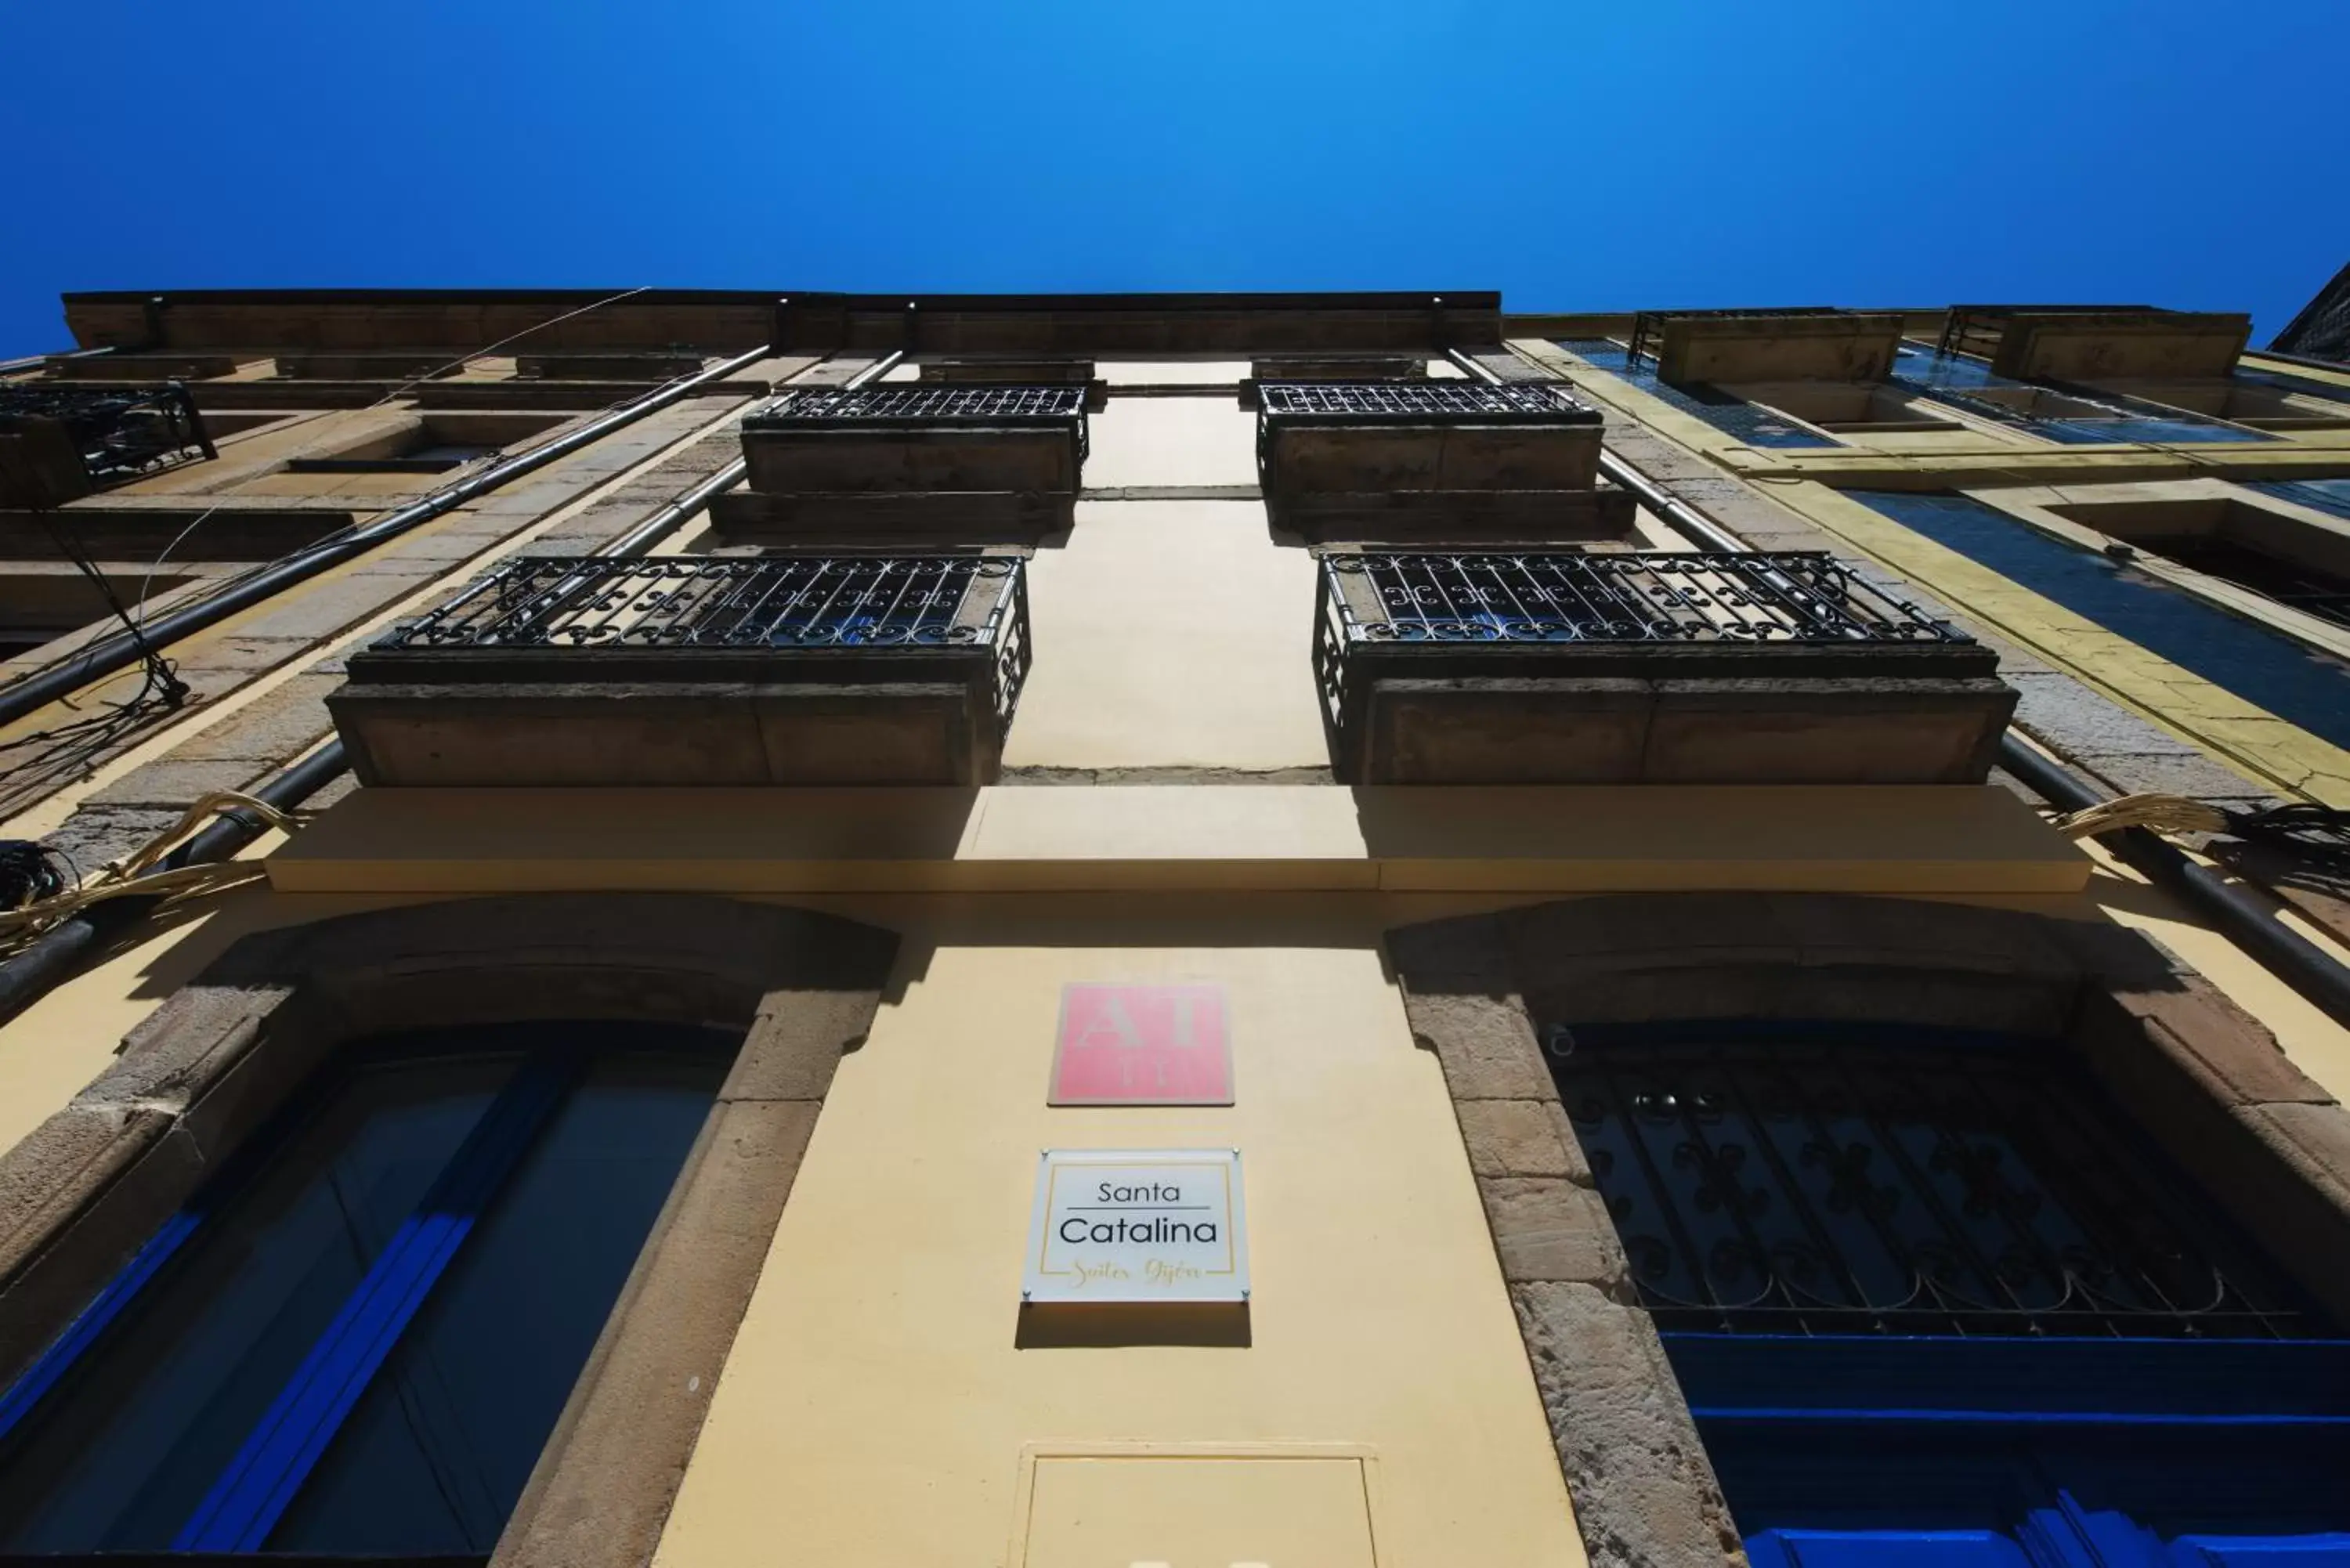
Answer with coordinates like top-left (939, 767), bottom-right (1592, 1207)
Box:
top-left (598, 349), bottom-right (898, 559)
top-left (1447, 346), bottom-right (1752, 553)
top-left (0, 343), bottom-right (776, 729)
top-left (1450, 345), bottom-right (2350, 1025)
top-left (0, 341), bottom-right (867, 1023)
top-left (1994, 734), bottom-right (2350, 1027)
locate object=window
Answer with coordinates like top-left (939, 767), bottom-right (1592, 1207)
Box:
top-left (280, 414), bottom-right (554, 475)
top-left (0, 568), bottom-right (198, 661)
top-left (0, 1021), bottom-right (726, 1555)
top-left (1846, 490), bottom-right (2350, 751)
top-left (2248, 477), bottom-right (2350, 524)
top-left (1556, 338), bottom-right (1842, 448)
top-left (2044, 496), bottom-right (2350, 633)
top-left (240, 413), bottom-right (567, 496)
top-left (1885, 346), bottom-right (2271, 446)
top-left (2082, 381), bottom-right (2350, 432)
top-left (1549, 1021), bottom-right (2350, 1567)
top-left (1720, 382), bottom-right (1964, 435)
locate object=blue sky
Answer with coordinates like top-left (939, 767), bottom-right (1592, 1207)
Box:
top-left (4, 1), bottom-right (2345, 357)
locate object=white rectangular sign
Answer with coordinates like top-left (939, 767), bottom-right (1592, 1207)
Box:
top-left (1024, 1148), bottom-right (1249, 1304)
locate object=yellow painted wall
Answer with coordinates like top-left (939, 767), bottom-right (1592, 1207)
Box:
top-left (1007, 500), bottom-right (1327, 771)
top-left (1083, 394), bottom-right (1261, 487)
top-left (652, 924), bottom-right (1585, 1568)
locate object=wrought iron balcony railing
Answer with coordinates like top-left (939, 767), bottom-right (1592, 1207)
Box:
top-left (730, 383), bottom-right (1091, 542)
top-left (1311, 551), bottom-right (2010, 785)
top-left (745, 383), bottom-right (1089, 458)
top-left (1256, 380), bottom-right (1598, 425)
top-left (1254, 382), bottom-right (1616, 540)
top-left (0, 382), bottom-right (215, 493)
top-left (335, 555), bottom-right (1032, 787)
top-left (1317, 551), bottom-right (1962, 653)
top-left (374, 553), bottom-right (1028, 710)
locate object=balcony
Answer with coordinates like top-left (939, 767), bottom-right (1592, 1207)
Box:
top-left (1313, 551), bottom-right (2014, 784)
top-left (721, 383), bottom-right (1089, 545)
top-left (920, 359), bottom-right (1101, 399)
top-left (1255, 381), bottom-right (1625, 543)
top-left (1625, 308), bottom-right (1906, 385)
top-left (1938, 306), bottom-right (2251, 382)
top-left (328, 555), bottom-right (1029, 786)
top-left (0, 385), bottom-right (215, 506)
top-left (514, 352), bottom-right (707, 381)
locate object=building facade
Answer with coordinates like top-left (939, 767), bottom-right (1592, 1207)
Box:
top-left (0, 290), bottom-right (2346, 1566)
top-left (2275, 262), bottom-right (2350, 367)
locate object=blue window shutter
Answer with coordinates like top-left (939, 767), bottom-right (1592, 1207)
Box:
top-left (1748, 1529), bottom-right (2035, 1568)
top-left (172, 1053), bottom-right (578, 1552)
top-left (2174, 1537), bottom-right (2350, 1567)
top-left (0, 1210), bottom-right (204, 1443)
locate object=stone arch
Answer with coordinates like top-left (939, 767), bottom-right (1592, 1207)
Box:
top-left (1386, 891), bottom-right (2350, 1568)
top-left (0, 894), bottom-right (899, 1568)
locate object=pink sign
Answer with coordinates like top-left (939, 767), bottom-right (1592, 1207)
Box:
top-left (1050, 984), bottom-right (1234, 1106)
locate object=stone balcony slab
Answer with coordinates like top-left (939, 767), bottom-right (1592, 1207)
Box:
top-left (1314, 551), bottom-right (2016, 786)
top-left (1255, 381), bottom-right (1620, 541)
top-left (327, 555), bottom-right (1029, 788)
top-left (734, 383), bottom-right (1086, 538)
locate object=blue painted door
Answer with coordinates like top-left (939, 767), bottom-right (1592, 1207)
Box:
top-left (1747, 1529), bottom-right (2035, 1568)
top-left (1697, 1421), bottom-right (2350, 1568)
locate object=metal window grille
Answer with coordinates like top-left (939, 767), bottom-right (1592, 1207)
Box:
top-left (1550, 1028), bottom-right (2323, 1339)
top-left (0, 382), bottom-right (215, 486)
top-left (749, 383), bottom-right (1087, 456)
top-left (373, 555), bottom-right (1031, 723)
top-left (1257, 381), bottom-right (1597, 422)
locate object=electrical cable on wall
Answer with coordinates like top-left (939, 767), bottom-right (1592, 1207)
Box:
top-left (0, 287), bottom-right (695, 802)
top-left (2052, 793), bottom-right (2350, 876)
top-left (0, 789), bottom-right (301, 958)
top-left (125, 286), bottom-right (663, 612)
top-left (0, 514), bottom-right (193, 793)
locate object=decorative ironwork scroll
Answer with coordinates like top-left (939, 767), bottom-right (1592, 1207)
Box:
top-left (1257, 380), bottom-right (1597, 422)
top-left (1319, 551), bottom-right (1965, 648)
top-left (747, 384), bottom-right (1088, 457)
top-left (373, 555), bottom-right (1031, 723)
top-left (0, 382), bottom-right (215, 487)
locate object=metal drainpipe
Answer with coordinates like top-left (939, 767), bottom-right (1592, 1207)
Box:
top-left (1447, 347), bottom-right (1751, 552)
top-left (598, 349), bottom-right (900, 558)
top-left (1994, 737), bottom-right (2350, 1025)
top-left (0, 342), bottom-right (776, 729)
top-left (1446, 347), bottom-right (2350, 1025)
top-left (0, 346), bottom-right (895, 1024)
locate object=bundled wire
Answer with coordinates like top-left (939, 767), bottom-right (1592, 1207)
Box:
top-left (2224, 803), bottom-right (2350, 876)
top-left (0, 840), bottom-right (76, 910)
top-left (0, 514), bottom-right (193, 816)
top-left (0, 790), bottom-right (302, 959)
top-left (2053, 793), bottom-right (2350, 876)
top-left (2052, 794), bottom-right (2229, 840)
top-left (0, 287), bottom-right (669, 795)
